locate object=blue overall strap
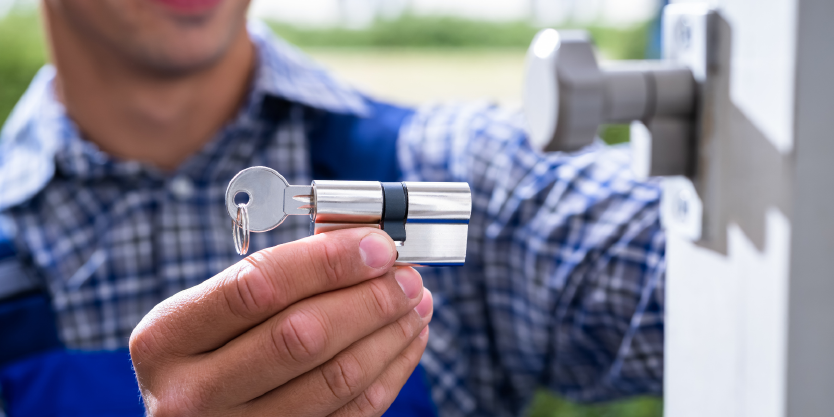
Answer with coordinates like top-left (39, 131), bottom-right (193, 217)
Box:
top-left (0, 227), bottom-right (60, 366)
top-left (0, 293), bottom-right (60, 368)
top-left (0, 216), bottom-right (145, 416)
top-left (1, 349), bottom-right (144, 417)
top-left (306, 97), bottom-right (438, 417)
top-left (0, 293), bottom-right (144, 417)
top-left (306, 97), bottom-right (408, 182)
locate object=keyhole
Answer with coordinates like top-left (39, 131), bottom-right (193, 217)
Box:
top-left (234, 191), bottom-right (251, 206)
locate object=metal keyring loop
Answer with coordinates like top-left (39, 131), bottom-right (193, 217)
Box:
top-left (233, 203), bottom-right (250, 255)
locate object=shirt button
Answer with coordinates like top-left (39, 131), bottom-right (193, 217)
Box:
top-left (169, 176), bottom-right (195, 200)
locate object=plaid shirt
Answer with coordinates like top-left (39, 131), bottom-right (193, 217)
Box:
top-left (0, 22), bottom-right (665, 417)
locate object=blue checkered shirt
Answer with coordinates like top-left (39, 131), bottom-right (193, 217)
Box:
top-left (0, 22), bottom-right (665, 417)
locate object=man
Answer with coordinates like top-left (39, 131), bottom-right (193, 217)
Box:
top-left (0, 0), bottom-right (665, 416)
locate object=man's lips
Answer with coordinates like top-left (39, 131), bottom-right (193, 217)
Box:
top-left (150, 0), bottom-right (223, 14)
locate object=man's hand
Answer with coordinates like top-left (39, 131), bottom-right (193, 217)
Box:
top-left (129, 228), bottom-right (433, 417)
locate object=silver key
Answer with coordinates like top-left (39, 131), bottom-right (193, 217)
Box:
top-left (225, 166), bottom-right (313, 233)
top-left (225, 166), bottom-right (471, 267)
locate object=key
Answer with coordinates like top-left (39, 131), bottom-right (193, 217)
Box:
top-left (225, 166), bottom-right (471, 266)
top-left (224, 166), bottom-right (313, 233)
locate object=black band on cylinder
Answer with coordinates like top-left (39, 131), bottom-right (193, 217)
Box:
top-left (381, 182), bottom-right (407, 241)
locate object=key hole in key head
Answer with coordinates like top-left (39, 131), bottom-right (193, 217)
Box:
top-left (234, 191), bottom-right (251, 206)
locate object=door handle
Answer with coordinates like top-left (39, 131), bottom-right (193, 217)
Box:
top-left (523, 3), bottom-right (717, 242)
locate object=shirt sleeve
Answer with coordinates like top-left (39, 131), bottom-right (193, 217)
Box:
top-left (397, 102), bottom-right (665, 416)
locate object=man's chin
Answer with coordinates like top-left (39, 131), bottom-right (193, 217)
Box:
top-left (126, 20), bottom-right (246, 77)
top-left (128, 43), bottom-right (232, 77)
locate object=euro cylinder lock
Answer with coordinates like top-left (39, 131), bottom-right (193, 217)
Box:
top-left (225, 166), bottom-right (472, 266)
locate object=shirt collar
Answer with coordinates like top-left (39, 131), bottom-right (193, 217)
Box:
top-left (0, 20), bottom-right (368, 211)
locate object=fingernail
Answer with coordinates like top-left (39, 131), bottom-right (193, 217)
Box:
top-left (395, 268), bottom-right (422, 299)
top-left (419, 325), bottom-right (429, 338)
top-left (359, 233), bottom-right (393, 268)
top-left (414, 288), bottom-right (433, 319)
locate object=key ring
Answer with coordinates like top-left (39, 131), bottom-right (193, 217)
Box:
top-left (233, 203), bottom-right (250, 255)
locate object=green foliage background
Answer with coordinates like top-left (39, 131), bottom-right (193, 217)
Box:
top-left (268, 16), bottom-right (651, 60)
top-left (0, 9), bottom-right (655, 416)
top-left (0, 11), bottom-right (47, 126)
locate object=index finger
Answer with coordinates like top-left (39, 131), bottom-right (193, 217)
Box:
top-left (130, 228), bottom-right (397, 357)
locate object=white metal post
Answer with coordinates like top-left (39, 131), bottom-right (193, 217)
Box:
top-left (664, 0), bottom-right (834, 416)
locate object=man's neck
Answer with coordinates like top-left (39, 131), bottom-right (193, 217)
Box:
top-left (44, 6), bottom-right (255, 172)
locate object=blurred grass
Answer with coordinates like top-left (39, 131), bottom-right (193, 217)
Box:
top-left (0, 10), bottom-right (652, 413)
top-left (528, 391), bottom-right (662, 417)
top-left (600, 124), bottom-right (631, 146)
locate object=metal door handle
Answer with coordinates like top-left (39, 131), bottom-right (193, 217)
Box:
top-left (523, 4), bottom-right (718, 241)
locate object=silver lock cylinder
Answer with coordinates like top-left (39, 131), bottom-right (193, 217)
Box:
top-left (397, 182), bottom-right (471, 266)
top-left (311, 181), bottom-right (472, 266)
top-left (312, 180), bottom-right (383, 224)
top-left (403, 182), bottom-right (471, 221)
top-left (225, 166), bottom-right (471, 266)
